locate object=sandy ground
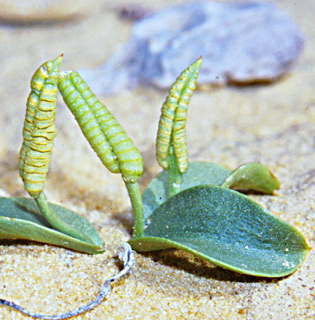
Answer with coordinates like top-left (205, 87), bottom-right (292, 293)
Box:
top-left (0, 0), bottom-right (314, 319)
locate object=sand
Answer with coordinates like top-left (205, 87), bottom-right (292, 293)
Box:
top-left (0, 0), bottom-right (314, 319)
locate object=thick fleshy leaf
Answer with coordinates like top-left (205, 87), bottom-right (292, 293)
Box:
top-left (130, 185), bottom-right (308, 277)
top-left (142, 161), bottom-right (231, 220)
top-left (0, 197), bottom-right (103, 254)
top-left (220, 162), bottom-right (280, 194)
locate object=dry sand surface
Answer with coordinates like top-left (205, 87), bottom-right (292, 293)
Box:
top-left (0, 0), bottom-right (314, 319)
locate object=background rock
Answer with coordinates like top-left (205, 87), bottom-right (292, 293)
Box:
top-left (80, 1), bottom-right (304, 94)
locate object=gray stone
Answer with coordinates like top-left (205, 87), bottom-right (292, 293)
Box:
top-left (80, 1), bottom-right (303, 94)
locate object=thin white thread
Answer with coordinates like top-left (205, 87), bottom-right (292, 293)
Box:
top-left (0, 243), bottom-right (134, 319)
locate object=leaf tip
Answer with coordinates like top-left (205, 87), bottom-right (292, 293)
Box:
top-left (268, 168), bottom-right (281, 191)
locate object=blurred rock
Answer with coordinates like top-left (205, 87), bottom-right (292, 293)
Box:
top-left (117, 4), bottom-right (153, 21)
top-left (79, 1), bottom-right (303, 94)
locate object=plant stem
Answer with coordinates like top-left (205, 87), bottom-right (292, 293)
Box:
top-left (167, 145), bottom-right (182, 198)
top-left (35, 191), bottom-right (94, 244)
top-left (125, 181), bottom-right (144, 237)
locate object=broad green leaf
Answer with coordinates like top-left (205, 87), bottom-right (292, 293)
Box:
top-left (130, 185), bottom-right (308, 277)
top-left (0, 197), bottom-right (103, 254)
top-left (220, 162), bottom-right (280, 194)
top-left (142, 161), bottom-right (231, 220)
top-left (14, 197), bottom-right (103, 246)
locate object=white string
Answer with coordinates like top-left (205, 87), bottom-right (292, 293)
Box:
top-left (0, 243), bottom-right (134, 319)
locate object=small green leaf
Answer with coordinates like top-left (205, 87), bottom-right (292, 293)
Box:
top-left (142, 161), bottom-right (231, 220)
top-left (131, 185), bottom-right (308, 277)
top-left (0, 197), bottom-right (103, 254)
top-left (220, 162), bottom-right (280, 194)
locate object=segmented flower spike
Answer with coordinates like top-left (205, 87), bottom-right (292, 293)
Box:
top-left (19, 55), bottom-right (62, 197)
top-left (156, 57), bottom-right (202, 173)
top-left (58, 71), bottom-right (143, 183)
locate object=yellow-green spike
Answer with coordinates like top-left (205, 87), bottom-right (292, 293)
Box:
top-left (156, 57), bottom-right (202, 173)
top-left (58, 71), bottom-right (143, 183)
top-left (19, 55), bottom-right (62, 197)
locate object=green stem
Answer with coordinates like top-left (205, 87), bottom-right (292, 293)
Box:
top-left (35, 191), bottom-right (94, 244)
top-left (125, 181), bottom-right (144, 238)
top-left (167, 145), bottom-right (182, 198)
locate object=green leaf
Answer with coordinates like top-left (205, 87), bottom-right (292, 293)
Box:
top-left (142, 161), bottom-right (231, 220)
top-left (220, 162), bottom-right (280, 194)
top-left (0, 197), bottom-right (103, 254)
top-left (130, 185), bottom-right (308, 277)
